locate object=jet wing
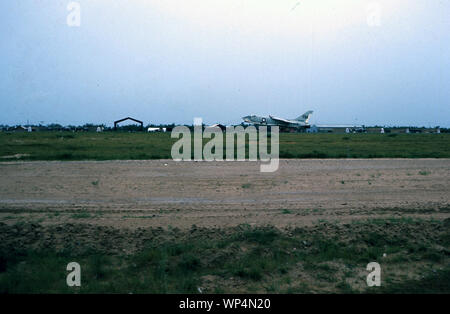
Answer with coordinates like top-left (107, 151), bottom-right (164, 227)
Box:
top-left (269, 116), bottom-right (295, 125)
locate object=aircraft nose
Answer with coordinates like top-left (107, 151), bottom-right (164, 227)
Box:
top-left (242, 116), bottom-right (251, 122)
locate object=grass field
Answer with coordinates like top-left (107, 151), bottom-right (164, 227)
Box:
top-left (1, 218), bottom-right (449, 293)
top-left (1, 132), bottom-right (449, 161)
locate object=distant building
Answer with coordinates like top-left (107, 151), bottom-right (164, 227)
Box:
top-left (310, 125), bottom-right (365, 133)
top-left (208, 124), bottom-right (227, 131)
top-left (114, 117), bottom-right (144, 131)
top-left (8, 126), bottom-right (29, 132)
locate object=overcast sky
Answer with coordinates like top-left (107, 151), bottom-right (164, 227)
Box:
top-left (1, 0), bottom-right (449, 127)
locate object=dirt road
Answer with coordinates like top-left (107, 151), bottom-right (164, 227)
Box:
top-left (0, 159), bottom-right (449, 229)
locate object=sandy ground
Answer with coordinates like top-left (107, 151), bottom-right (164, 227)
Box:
top-left (0, 159), bottom-right (449, 229)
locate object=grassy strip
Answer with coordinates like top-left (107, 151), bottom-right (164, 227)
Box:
top-left (1, 132), bottom-right (449, 161)
top-left (373, 268), bottom-right (450, 294)
top-left (0, 220), bottom-right (449, 293)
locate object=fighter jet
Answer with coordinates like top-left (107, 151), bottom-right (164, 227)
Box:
top-left (242, 111), bottom-right (313, 130)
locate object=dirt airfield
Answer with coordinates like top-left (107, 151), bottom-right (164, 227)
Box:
top-left (1, 159), bottom-right (449, 229)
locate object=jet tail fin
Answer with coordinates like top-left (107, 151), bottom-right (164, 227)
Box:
top-left (295, 111), bottom-right (313, 123)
